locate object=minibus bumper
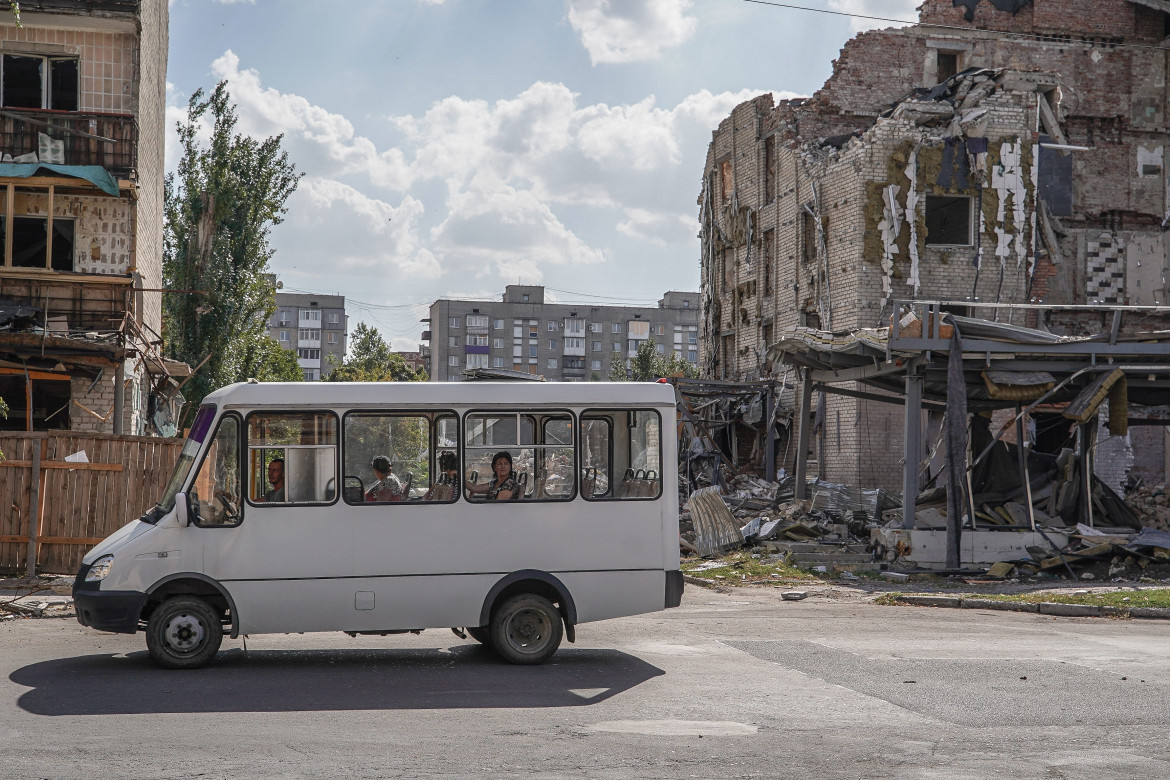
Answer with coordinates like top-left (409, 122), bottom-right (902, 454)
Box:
top-left (72, 565), bottom-right (145, 634)
top-left (665, 569), bottom-right (684, 608)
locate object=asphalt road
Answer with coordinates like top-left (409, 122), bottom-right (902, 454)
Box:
top-left (2, 586), bottom-right (1169, 779)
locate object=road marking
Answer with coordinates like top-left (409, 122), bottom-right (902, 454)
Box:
top-left (587, 720), bottom-right (757, 736)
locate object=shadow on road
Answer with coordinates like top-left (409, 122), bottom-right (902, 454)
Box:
top-left (11, 644), bottom-right (664, 715)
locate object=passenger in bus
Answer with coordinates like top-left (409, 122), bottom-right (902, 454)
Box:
top-left (365, 455), bottom-right (404, 502)
top-left (423, 451), bottom-right (460, 501)
top-left (465, 450), bottom-right (518, 501)
top-left (257, 458), bottom-right (285, 503)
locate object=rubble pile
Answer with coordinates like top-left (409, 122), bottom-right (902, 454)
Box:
top-left (681, 474), bottom-right (901, 558)
top-left (1127, 485), bottom-right (1170, 531)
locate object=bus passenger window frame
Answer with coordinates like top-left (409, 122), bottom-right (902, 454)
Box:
top-left (189, 411), bottom-right (244, 528)
top-left (341, 409), bottom-right (461, 507)
top-left (579, 414), bottom-right (614, 501)
top-left (581, 408), bottom-right (662, 501)
top-left (462, 408), bottom-right (577, 503)
top-left (243, 410), bottom-right (341, 508)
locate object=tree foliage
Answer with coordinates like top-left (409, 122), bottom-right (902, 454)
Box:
top-left (609, 338), bottom-right (700, 382)
top-left (243, 337), bottom-right (304, 383)
top-left (326, 322), bottom-right (427, 382)
top-left (163, 81), bottom-right (302, 407)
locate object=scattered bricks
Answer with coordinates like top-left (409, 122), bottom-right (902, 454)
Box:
top-left (960, 598), bottom-right (1038, 613)
top-left (1038, 602), bottom-right (1101, 617)
top-left (897, 594), bottom-right (961, 608)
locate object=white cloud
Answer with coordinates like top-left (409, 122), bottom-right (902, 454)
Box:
top-left (169, 52), bottom-right (794, 300)
top-left (211, 52), bottom-right (410, 190)
top-left (567, 0), bottom-right (697, 65)
top-left (292, 178), bottom-right (439, 278)
top-left (827, 0), bottom-right (919, 32)
top-left (617, 208), bottom-right (695, 247)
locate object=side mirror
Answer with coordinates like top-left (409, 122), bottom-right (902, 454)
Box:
top-left (175, 492), bottom-right (191, 526)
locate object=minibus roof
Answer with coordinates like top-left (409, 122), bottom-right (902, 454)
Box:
top-left (202, 380), bottom-right (677, 409)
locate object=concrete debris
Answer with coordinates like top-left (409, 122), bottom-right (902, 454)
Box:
top-left (781, 591), bottom-right (808, 601)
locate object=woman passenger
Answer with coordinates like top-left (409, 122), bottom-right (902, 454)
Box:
top-left (465, 450), bottom-right (518, 501)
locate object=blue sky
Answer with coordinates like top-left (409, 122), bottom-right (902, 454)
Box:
top-left (165, 0), bottom-right (919, 351)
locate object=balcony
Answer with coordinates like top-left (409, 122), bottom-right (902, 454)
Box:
top-left (0, 110), bottom-right (138, 179)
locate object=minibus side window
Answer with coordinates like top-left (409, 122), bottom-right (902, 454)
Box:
top-left (463, 411), bottom-right (575, 502)
top-left (342, 411), bottom-right (459, 504)
top-left (190, 415), bottom-right (241, 526)
top-left (246, 412), bottom-right (338, 505)
top-left (580, 416), bottom-right (612, 499)
top-left (582, 409), bottom-right (660, 500)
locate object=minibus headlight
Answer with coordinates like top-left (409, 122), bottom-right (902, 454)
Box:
top-left (85, 554), bottom-right (114, 582)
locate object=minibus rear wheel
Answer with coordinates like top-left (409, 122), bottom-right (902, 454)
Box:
top-left (490, 594), bottom-right (563, 665)
top-left (145, 596), bottom-right (223, 670)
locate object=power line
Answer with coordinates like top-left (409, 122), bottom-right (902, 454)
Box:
top-left (741, 0), bottom-right (1170, 52)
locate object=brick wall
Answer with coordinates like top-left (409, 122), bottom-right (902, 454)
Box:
top-left (698, 0), bottom-right (1170, 491)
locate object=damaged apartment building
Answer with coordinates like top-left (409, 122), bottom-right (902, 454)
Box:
top-left (700, 0), bottom-right (1170, 491)
top-left (0, 0), bottom-right (175, 434)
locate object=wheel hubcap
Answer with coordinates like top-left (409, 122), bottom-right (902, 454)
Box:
top-left (505, 607), bottom-right (551, 653)
top-left (163, 612), bottom-right (205, 653)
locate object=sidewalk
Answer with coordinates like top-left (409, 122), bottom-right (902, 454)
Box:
top-left (0, 575), bottom-right (75, 620)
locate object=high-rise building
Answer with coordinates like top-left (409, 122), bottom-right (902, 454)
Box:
top-left (267, 288), bottom-right (348, 381)
top-left (424, 285), bottom-right (699, 382)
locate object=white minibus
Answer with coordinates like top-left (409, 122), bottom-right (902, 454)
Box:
top-left (73, 381), bottom-right (683, 669)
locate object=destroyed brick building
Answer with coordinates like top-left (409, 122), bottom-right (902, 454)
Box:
top-left (699, 0), bottom-right (1170, 491)
top-left (0, 0), bottom-right (175, 434)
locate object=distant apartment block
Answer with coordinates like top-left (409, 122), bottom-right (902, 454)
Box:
top-left (267, 288), bottom-right (347, 381)
top-left (424, 285), bottom-right (700, 382)
top-left (395, 350), bottom-right (427, 376)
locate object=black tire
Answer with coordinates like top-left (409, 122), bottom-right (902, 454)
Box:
top-left (145, 596), bottom-right (223, 670)
top-left (467, 626), bottom-right (492, 646)
top-left (489, 594), bottom-right (563, 665)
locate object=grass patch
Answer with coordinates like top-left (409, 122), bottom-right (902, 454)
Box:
top-left (682, 551), bottom-right (816, 584)
top-left (873, 593), bottom-right (903, 605)
top-left (978, 589), bottom-right (1170, 609)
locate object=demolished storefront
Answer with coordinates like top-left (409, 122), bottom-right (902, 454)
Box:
top-left (767, 301), bottom-right (1170, 573)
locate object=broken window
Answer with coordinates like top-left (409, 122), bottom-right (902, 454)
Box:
top-left (801, 211), bottom-right (817, 264)
top-left (6, 216), bottom-right (74, 270)
top-left (2, 54), bottom-right (78, 111)
top-left (936, 51), bottom-right (958, 83)
top-left (764, 135), bottom-right (776, 203)
top-left (763, 229), bottom-right (774, 295)
top-left (720, 159), bottom-right (733, 203)
top-left (924, 195), bottom-right (973, 246)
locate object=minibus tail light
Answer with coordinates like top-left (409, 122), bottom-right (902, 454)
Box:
top-left (85, 554), bottom-right (114, 582)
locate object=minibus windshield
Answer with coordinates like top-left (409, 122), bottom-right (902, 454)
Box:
top-left (148, 405), bottom-right (217, 522)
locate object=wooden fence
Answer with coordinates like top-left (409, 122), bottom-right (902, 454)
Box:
top-left (0, 432), bottom-right (183, 576)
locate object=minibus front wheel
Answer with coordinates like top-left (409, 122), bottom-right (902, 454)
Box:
top-left (145, 596), bottom-right (223, 670)
top-left (490, 593), bottom-right (563, 665)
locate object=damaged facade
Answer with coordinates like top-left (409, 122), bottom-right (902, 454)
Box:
top-left (699, 0), bottom-right (1170, 490)
top-left (0, 0), bottom-right (175, 434)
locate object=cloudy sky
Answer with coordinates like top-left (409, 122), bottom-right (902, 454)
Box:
top-left (166, 0), bottom-right (919, 351)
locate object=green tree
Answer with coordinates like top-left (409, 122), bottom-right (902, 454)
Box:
top-left (326, 322), bottom-right (426, 382)
top-left (242, 337), bottom-right (304, 382)
top-left (609, 338), bottom-right (699, 382)
top-left (163, 81), bottom-right (302, 410)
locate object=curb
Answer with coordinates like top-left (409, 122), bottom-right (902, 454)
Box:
top-left (889, 595), bottom-right (1170, 620)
